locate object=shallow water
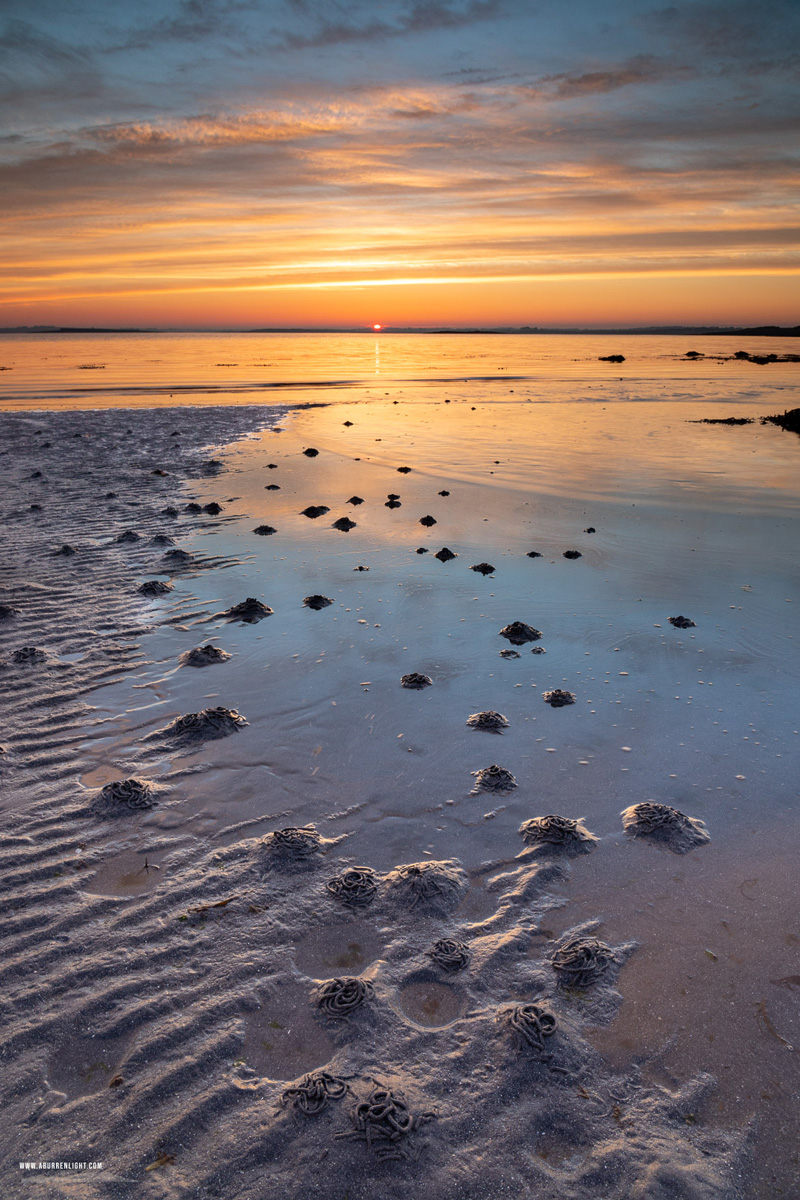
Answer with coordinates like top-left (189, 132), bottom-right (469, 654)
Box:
top-left (2, 335), bottom-right (799, 1195)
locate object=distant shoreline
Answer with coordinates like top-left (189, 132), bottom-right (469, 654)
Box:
top-left (1, 324), bottom-right (798, 337)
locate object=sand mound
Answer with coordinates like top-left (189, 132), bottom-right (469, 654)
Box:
top-left (281, 1071), bottom-right (350, 1115)
top-left (155, 705), bottom-right (248, 741)
top-left (551, 935), bottom-right (617, 989)
top-left (220, 597), bottom-right (273, 622)
top-left (466, 710), bottom-right (509, 732)
top-left (621, 802), bottom-right (711, 854)
top-left (428, 938), bottom-right (471, 972)
top-left (401, 672), bottom-right (433, 689)
top-left (519, 814), bottom-right (598, 853)
top-left (179, 644), bottom-right (231, 667)
top-left (93, 776), bottom-right (158, 814)
top-left (384, 860), bottom-right (467, 911)
top-left (471, 764), bottom-right (516, 792)
top-left (136, 579), bottom-right (173, 597)
top-left (262, 825), bottom-right (324, 863)
top-left (326, 866), bottom-right (379, 906)
top-left (314, 976), bottom-right (374, 1019)
top-left (499, 1002), bottom-right (558, 1056)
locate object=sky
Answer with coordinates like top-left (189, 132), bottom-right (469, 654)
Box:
top-left (1, 0), bottom-right (798, 328)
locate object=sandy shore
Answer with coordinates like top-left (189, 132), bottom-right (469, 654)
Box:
top-left (1, 393), bottom-right (798, 1198)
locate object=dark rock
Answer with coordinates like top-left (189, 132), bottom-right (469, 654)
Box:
top-left (438, 490), bottom-right (450, 496)
top-left (267, 463), bottom-right (278, 468)
top-left (397, 465), bottom-right (412, 473)
top-left (150, 534), bottom-right (175, 546)
top-left (385, 499), bottom-right (401, 508)
top-left (526, 550), bottom-right (542, 558)
top-left (54, 544), bottom-right (77, 556)
top-left (584, 526), bottom-right (596, 533)
top-left (599, 354), bottom-right (625, 362)
top-left (301, 505), bottom-right (329, 519)
top-left (419, 515), bottom-right (437, 527)
top-left (542, 689), bottom-right (576, 707)
top-left (435, 547), bottom-right (457, 561)
top-left (563, 550), bottom-right (582, 559)
top-left (203, 502), bottom-right (222, 515)
top-left (415, 547), bottom-right (429, 554)
top-left (668, 615), bottom-right (696, 628)
top-left (161, 506), bottom-right (179, 516)
top-left (253, 525), bottom-right (277, 535)
top-left (184, 502), bottom-right (203, 513)
top-left (354, 565), bottom-right (369, 571)
top-left (303, 447), bottom-right (320, 457)
top-left (265, 484), bottom-right (281, 490)
top-left (499, 621), bottom-right (542, 645)
top-left (499, 649), bottom-right (520, 659)
top-left (114, 530), bottom-right (141, 543)
top-left (332, 517), bottom-right (356, 531)
top-left (0, 605), bottom-right (20, 619)
top-left (764, 407), bottom-right (800, 435)
top-left (347, 496), bottom-right (364, 505)
top-left (470, 562), bottom-right (495, 575)
top-left (303, 594), bottom-right (333, 610)
top-left (163, 549), bottom-right (193, 564)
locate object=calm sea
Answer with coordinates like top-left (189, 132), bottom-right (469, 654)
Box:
top-left (0, 330), bottom-right (798, 408)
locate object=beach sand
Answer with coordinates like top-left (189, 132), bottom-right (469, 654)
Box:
top-left (1, 367), bottom-right (798, 1198)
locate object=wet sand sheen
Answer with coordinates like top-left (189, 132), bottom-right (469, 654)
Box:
top-left (0, 359), bottom-right (798, 1199)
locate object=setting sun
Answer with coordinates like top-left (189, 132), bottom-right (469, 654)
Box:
top-left (373, 324), bottom-right (382, 331)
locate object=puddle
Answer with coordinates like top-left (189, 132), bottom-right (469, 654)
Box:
top-left (46, 1031), bottom-right (133, 1098)
top-left (293, 920), bottom-right (384, 978)
top-left (243, 982), bottom-right (334, 1080)
top-left (83, 849), bottom-right (165, 897)
top-left (395, 980), bottom-right (467, 1028)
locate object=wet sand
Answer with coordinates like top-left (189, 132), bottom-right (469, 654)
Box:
top-left (1, 374), bottom-right (799, 1198)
